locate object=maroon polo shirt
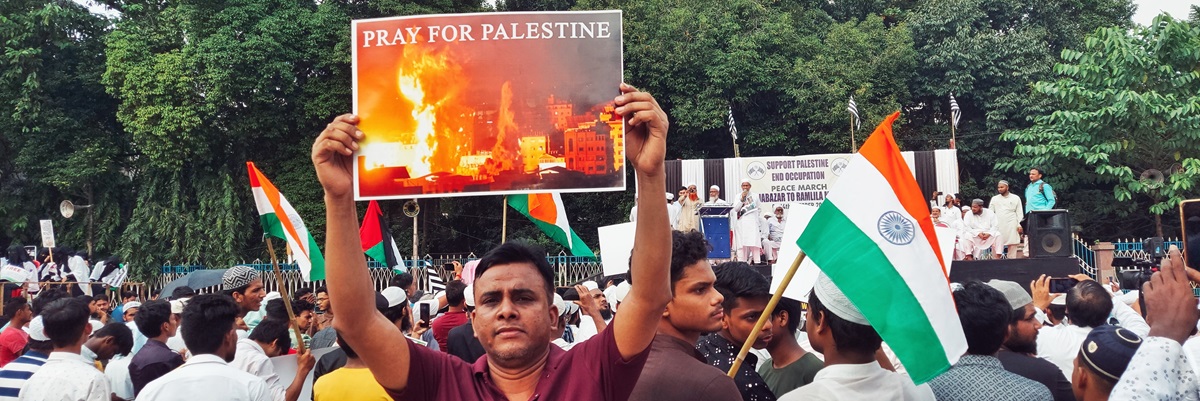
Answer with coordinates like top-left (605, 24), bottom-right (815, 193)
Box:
top-left (389, 323), bottom-right (650, 401)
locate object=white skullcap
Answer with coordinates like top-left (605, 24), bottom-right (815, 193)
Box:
top-left (612, 281), bottom-right (631, 306)
top-left (741, 179), bottom-right (751, 185)
top-left (262, 291), bottom-right (282, 303)
top-left (170, 299), bottom-right (189, 314)
top-left (464, 284), bottom-right (476, 308)
top-left (381, 286), bottom-right (408, 308)
top-left (687, 182), bottom-right (697, 188)
top-left (582, 281), bottom-right (599, 292)
top-left (553, 293), bottom-right (567, 316)
top-left (123, 301), bottom-right (142, 311)
top-left (24, 316), bottom-right (49, 342)
top-left (88, 320), bottom-right (104, 336)
top-left (986, 280), bottom-right (1033, 310)
top-left (813, 273), bottom-right (870, 325)
top-left (710, 185), bottom-right (720, 191)
top-left (666, 192), bottom-right (675, 201)
top-left (1050, 294), bottom-right (1066, 306)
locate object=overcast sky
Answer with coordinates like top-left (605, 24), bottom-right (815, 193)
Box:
top-left (1133, 0), bottom-right (1196, 25)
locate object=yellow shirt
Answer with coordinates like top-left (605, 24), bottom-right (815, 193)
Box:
top-left (313, 367), bottom-right (391, 401)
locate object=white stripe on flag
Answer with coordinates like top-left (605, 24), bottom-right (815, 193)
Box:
top-left (727, 106), bottom-right (738, 140)
top-left (824, 154), bottom-right (964, 355)
top-left (949, 93), bottom-right (961, 129)
top-left (847, 96), bottom-right (861, 130)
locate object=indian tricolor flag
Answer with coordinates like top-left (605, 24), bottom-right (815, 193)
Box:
top-left (507, 193), bottom-right (595, 258)
top-left (796, 112), bottom-right (966, 384)
top-left (247, 162), bottom-right (326, 281)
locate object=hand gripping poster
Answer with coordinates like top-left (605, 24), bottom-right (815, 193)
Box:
top-left (352, 11), bottom-right (625, 200)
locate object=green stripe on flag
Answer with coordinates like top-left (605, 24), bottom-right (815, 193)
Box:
top-left (528, 219), bottom-right (596, 258)
top-left (307, 232), bottom-right (325, 281)
top-left (260, 213), bottom-right (285, 239)
top-left (799, 201), bottom-right (951, 384)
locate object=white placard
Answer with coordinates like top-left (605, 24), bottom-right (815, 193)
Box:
top-left (597, 222), bottom-right (636, 276)
top-left (39, 220), bottom-right (55, 248)
top-left (771, 205), bottom-right (957, 302)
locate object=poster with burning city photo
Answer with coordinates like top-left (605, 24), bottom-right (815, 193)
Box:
top-left (352, 11), bottom-right (625, 200)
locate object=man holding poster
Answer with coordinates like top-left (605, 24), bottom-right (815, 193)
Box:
top-left (314, 77), bottom-right (671, 401)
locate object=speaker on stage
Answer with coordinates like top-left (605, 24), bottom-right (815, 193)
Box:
top-left (1028, 209), bottom-right (1072, 258)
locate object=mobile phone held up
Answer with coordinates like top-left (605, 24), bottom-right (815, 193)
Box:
top-left (1049, 277), bottom-right (1080, 294)
top-left (1181, 199), bottom-right (1200, 270)
top-left (420, 302), bottom-right (432, 324)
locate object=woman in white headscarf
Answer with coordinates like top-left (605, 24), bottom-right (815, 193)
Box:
top-left (734, 180), bottom-right (763, 263)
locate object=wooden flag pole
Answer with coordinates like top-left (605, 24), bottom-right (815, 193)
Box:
top-left (850, 116), bottom-right (857, 153)
top-left (265, 237), bottom-right (307, 354)
top-left (502, 196), bottom-right (508, 243)
top-left (728, 249), bottom-right (808, 377)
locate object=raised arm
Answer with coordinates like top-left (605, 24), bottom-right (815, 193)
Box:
top-left (312, 114), bottom-right (411, 391)
top-left (611, 84), bottom-right (672, 360)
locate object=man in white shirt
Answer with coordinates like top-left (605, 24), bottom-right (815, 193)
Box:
top-left (667, 192), bottom-right (681, 228)
top-left (136, 294), bottom-right (272, 401)
top-left (780, 273), bottom-right (934, 401)
top-left (763, 207), bottom-right (785, 264)
top-left (231, 317), bottom-right (314, 401)
top-left (988, 181), bottom-right (1024, 258)
top-left (960, 199), bottom-right (1002, 260)
top-left (19, 298), bottom-right (110, 401)
top-left (1031, 276), bottom-right (1149, 381)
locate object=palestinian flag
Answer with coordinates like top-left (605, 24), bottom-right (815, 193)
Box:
top-left (795, 112), bottom-right (966, 384)
top-left (247, 162), bottom-right (326, 281)
top-left (507, 193), bottom-right (595, 258)
top-left (360, 200), bottom-right (405, 273)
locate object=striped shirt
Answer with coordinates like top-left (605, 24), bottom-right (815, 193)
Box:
top-left (0, 350), bottom-right (49, 400)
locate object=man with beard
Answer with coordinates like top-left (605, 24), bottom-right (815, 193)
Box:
top-left (677, 184), bottom-right (701, 232)
top-left (628, 230), bottom-right (740, 401)
top-left (988, 181), bottom-right (1024, 258)
top-left (987, 280), bottom-right (1074, 401)
top-left (314, 83), bottom-right (671, 401)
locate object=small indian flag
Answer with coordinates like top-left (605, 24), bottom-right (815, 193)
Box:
top-left (796, 112), bottom-right (966, 384)
top-left (507, 193), bottom-right (595, 258)
top-left (247, 162), bottom-right (326, 281)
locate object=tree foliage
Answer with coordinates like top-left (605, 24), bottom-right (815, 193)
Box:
top-left (1000, 15), bottom-right (1200, 236)
top-left (3, 0), bottom-right (1183, 277)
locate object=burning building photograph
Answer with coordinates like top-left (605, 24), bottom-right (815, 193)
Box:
top-left (351, 11), bottom-right (625, 200)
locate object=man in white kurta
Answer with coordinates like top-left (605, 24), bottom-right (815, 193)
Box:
top-left (988, 180), bottom-right (1024, 259)
top-left (960, 199), bottom-right (1001, 260)
top-left (733, 180), bottom-right (762, 263)
top-left (763, 207), bottom-right (785, 264)
top-left (676, 183), bottom-right (701, 232)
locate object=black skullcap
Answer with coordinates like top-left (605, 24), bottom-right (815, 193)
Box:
top-left (1079, 325), bottom-right (1142, 382)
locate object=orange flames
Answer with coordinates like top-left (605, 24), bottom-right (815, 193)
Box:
top-left (395, 44), bottom-right (472, 177)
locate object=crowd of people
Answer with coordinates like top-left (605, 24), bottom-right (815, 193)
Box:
top-left (0, 85), bottom-right (1191, 401)
top-left (647, 181), bottom-right (786, 265)
top-left (0, 245), bottom-right (131, 301)
top-left (932, 168), bottom-right (1058, 260)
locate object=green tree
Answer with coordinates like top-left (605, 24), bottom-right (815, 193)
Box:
top-left (1000, 15), bottom-right (1200, 237)
top-left (0, 1), bottom-right (130, 256)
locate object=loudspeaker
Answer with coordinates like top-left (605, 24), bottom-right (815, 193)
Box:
top-left (1028, 209), bottom-right (1072, 258)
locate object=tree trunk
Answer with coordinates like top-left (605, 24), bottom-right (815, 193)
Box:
top-left (1156, 213), bottom-right (1164, 238)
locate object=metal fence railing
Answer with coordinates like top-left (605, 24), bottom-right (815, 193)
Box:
top-left (1112, 238), bottom-right (1183, 259)
top-left (153, 254), bottom-right (605, 296)
top-left (1072, 234), bottom-right (1097, 278)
